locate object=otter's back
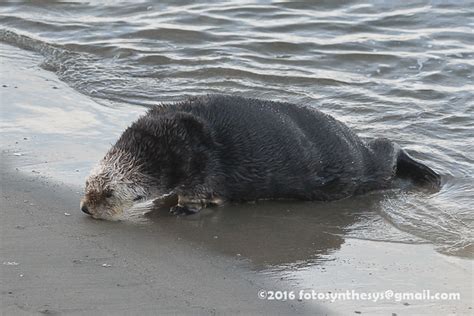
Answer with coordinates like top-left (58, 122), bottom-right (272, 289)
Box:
top-left (153, 95), bottom-right (370, 200)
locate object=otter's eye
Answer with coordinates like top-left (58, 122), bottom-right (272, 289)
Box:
top-left (104, 190), bottom-right (113, 198)
top-left (133, 195), bottom-right (143, 202)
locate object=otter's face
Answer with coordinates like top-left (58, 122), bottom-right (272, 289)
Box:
top-left (80, 163), bottom-right (149, 220)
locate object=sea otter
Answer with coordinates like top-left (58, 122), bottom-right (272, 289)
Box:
top-left (80, 95), bottom-right (440, 220)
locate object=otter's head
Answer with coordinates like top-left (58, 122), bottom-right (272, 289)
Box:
top-left (80, 150), bottom-right (153, 220)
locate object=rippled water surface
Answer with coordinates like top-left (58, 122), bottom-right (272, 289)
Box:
top-left (1, 1), bottom-right (472, 259)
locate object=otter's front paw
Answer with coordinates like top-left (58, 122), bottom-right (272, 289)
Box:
top-left (153, 192), bottom-right (178, 210)
top-left (169, 204), bottom-right (200, 216)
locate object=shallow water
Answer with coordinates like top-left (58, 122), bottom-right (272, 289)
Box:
top-left (0, 0), bottom-right (472, 263)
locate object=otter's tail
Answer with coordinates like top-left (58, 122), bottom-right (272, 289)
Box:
top-left (396, 150), bottom-right (441, 190)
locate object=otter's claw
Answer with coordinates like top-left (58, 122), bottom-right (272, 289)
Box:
top-left (169, 205), bottom-right (200, 216)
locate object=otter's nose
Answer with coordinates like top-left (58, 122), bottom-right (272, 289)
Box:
top-left (81, 203), bottom-right (91, 215)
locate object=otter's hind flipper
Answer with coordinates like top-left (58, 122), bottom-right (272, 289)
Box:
top-left (396, 150), bottom-right (441, 190)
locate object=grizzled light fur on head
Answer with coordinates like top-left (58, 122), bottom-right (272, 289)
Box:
top-left (81, 147), bottom-right (155, 220)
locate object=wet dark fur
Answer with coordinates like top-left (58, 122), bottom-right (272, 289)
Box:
top-left (113, 95), bottom-right (440, 210)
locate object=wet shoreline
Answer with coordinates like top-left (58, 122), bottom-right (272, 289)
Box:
top-left (1, 43), bottom-right (472, 314)
top-left (0, 43), bottom-right (315, 314)
top-left (1, 0), bottom-right (473, 258)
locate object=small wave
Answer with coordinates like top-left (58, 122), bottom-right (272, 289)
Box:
top-left (0, 29), bottom-right (165, 106)
top-left (380, 186), bottom-right (474, 258)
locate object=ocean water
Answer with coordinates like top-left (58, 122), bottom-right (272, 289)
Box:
top-left (0, 1), bottom-right (472, 260)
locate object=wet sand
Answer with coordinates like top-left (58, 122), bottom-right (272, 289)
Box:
top-left (1, 166), bottom-right (321, 315)
top-left (1, 43), bottom-right (472, 315)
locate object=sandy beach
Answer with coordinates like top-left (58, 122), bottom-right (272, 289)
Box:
top-left (1, 43), bottom-right (472, 315)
